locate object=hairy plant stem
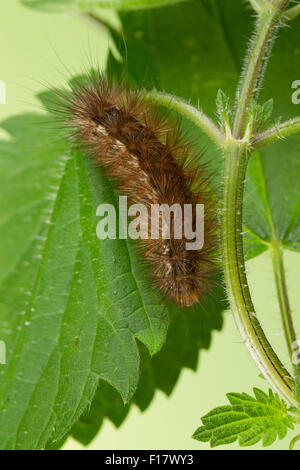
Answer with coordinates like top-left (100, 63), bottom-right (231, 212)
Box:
top-left (270, 240), bottom-right (300, 367)
top-left (233, 2), bottom-right (288, 138)
top-left (222, 0), bottom-right (299, 406)
top-left (145, 0), bottom-right (299, 407)
top-left (248, 0), bottom-right (264, 14)
top-left (145, 91), bottom-right (225, 147)
top-left (289, 434), bottom-right (300, 450)
top-left (222, 142), bottom-right (297, 406)
top-left (252, 116), bottom-right (300, 148)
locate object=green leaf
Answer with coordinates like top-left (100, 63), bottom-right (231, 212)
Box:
top-left (69, 280), bottom-right (226, 445)
top-left (20, 0), bottom-right (188, 13)
top-left (0, 87), bottom-right (226, 448)
top-left (248, 98), bottom-right (274, 135)
top-left (193, 388), bottom-right (296, 448)
top-left (0, 106), bottom-right (166, 449)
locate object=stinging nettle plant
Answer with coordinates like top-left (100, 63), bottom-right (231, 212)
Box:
top-left (0, 0), bottom-right (300, 450)
top-left (145, 0), bottom-right (300, 449)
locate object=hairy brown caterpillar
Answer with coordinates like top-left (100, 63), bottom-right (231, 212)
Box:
top-left (57, 75), bottom-right (217, 306)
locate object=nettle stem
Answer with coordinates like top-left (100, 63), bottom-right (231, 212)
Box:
top-left (252, 117), bottom-right (300, 148)
top-left (222, 142), bottom-right (296, 405)
top-left (233, 2), bottom-right (285, 138)
top-left (145, 91), bottom-right (225, 148)
top-left (289, 433), bottom-right (300, 450)
top-left (270, 240), bottom-right (300, 367)
top-left (147, 0), bottom-right (300, 407)
top-left (222, 0), bottom-right (299, 407)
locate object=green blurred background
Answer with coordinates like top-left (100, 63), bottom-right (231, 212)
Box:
top-left (1, 0), bottom-right (300, 451)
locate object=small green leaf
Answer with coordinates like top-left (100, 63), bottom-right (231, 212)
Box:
top-left (193, 388), bottom-right (296, 448)
top-left (261, 99), bottom-right (274, 123)
top-left (249, 98), bottom-right (274, 135)
top-left (216, 90), bottom-right (232, 132)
